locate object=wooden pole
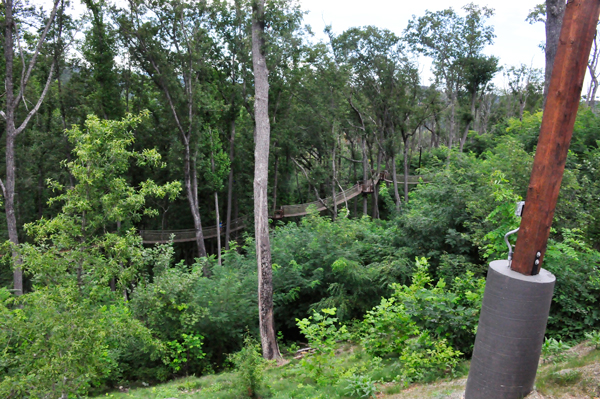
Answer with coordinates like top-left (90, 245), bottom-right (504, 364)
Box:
top-left (512, 0), bottom-right (600, 276)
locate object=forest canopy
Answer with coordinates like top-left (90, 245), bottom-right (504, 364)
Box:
top-left (1, 0), bottom-right (600, 397)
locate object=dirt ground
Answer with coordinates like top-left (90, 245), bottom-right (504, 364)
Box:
top-left (385, 343), bottom-right (600, 399)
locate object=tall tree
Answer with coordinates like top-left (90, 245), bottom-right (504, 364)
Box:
top-left (586, 26), bottom-right (600, 109)
top-left (212, 0), bottom-right (252, 250)
top-left (331, 26), bottom-right (401, 216)
top-left (503, 64), bottom-right (544, 120)
top-left (82, 0), bottom-right (122, 120)
top-left (118, 0), bottom-right (219, 263)
top-left (544, 0), bottom-right (566, 103)
top-left (527, 1), bottom-right (567, 104)
top-left (405, 4), bottom-right (496, 152)
top-left (1, 0), bottom-right (62, 295)
top-left (252, 0), bottom-right (280, 360)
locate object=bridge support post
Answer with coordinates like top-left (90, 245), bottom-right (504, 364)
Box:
top-left (465, 261), bottom-right (555, 398)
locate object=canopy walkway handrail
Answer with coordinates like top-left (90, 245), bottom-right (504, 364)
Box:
top-left (140, 173), bottom-right (427, 244)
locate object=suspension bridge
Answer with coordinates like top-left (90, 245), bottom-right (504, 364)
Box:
top-left (139, 173), bottom-right (427, 244)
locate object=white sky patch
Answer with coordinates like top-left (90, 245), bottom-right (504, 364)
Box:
top-left (32, 0), bottom-right (560, 91)
top-left (300, 0), bottom-right (547, 88)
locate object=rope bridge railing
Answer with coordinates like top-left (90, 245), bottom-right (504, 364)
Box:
top-left (140, 217), bottom-right (246, 244)
top-left (140, 174), bottom-right (428, 244)
top-left (280, 181), bottom-right (364, 218)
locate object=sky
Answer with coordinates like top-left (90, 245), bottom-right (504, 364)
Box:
top-left (299, 0), bottom-right (547, 87)
top-left (38, 0), bottom-right (548, 88)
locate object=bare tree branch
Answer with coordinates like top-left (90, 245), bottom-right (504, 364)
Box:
top-left (14, 23), bottom-right (30, 111)
top-left (292, 157), bottom-right (334, 214)
top-left (15, 62), bottom-right (56, 136)
top-left (14, 0), bottom-right (61, 109)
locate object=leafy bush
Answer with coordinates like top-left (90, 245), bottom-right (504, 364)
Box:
top-left (271, 212), bottom-right (412, 326)
top-left (543, 230), bottom-right (600, 338)
top-left (541, 337), bottom-right (572, 364)
top-left (228, 335), bottom-right (269, 398)
top-left (166, 333), bottom-right (205, 374)
top-left (129, 248), bottom-right (258, 371)
top-left (361, 296), bottom-right (417, 358)
top-left (296, 307), bottom-right (350, 385)
top-left (0, 286), bottom-right (159, 398)
top-left (343, 374), bottom-right (377, 398)
top-left (362, 257), bottom-right (483, 357)
top-left (585, 330), bottom-right (600, 349)
top-left (360, 258), bottom-right (469, 384)
top-left (396, 332), bottom-right (461, 384)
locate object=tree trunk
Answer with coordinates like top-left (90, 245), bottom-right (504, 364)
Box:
top-left (331, 141), bottom-right (337, 221)
top-left (37, 164), bottom-right (44, 219)
top-left (2, 0), bottom-right (60, 295)
top-left (225, 120), bottom-right (235, 250)
top-left (459, 91), bottom-right (477, 152)
top-left (252, 0), bottom-right (281, 361)
top-left (587, 33), bottom-right (600, 110)
top-left (372, 148), bottom-right (382, 219)
top-left (214, 191), bottom-right (221, 266)
top-left (351, 140), bottom-right (358, 217)
top-left (184, 147), bottom-right (207, 264)
top-left (448, 93), bottom-right (456, 151)
top-left (391, 153), bottom-right (401, 211)
top-left (361, 136), bottom-right (368, 215)
top-left (403, 139), bottom-right (410, 202)
top-left (544, 0), bottom-right (566, 106)
top-left (210, 140), bottom-right (222, 266)
top-left (3, 0), bottom-right (21, 296)
top-left (294, 164), bottom-right (303, 203)
top-left (6, 132), bottom-right (22, 295)
top-left (272, 155), bottom-right (279, 215)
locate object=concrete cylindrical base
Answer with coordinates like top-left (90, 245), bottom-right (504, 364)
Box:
top-left (465, 260), bottom-right (555, 399)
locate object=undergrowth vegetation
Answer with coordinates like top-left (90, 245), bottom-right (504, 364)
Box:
top-left (2, 109), bottom-right (600, 398)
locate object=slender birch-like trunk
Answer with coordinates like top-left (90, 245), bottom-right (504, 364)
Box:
top-left (391, 153), bottom-right (401, 211)
top-left (2, 0), bottom-right (60, 295)
top-left (252, 0), bottom-right (281, 361)
top-left (361, 137), bottom-right (369, 215)
top-left (225, 120), bottom-right (235, 250)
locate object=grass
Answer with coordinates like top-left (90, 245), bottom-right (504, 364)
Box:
top-left (94, 343), bottom-right (463, 399)
top-left (94, 341), bottom-right (600, 399)
top-left (534, 341), bottom-right (600, 397)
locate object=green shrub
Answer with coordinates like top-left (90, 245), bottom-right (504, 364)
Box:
top-left (228, 335), bottom-right (268, 398)
top-left (360, 258), bottom-right (472, 384)
top-left (343, 374), bottom-right (377, 398)
top-left (129, 248), bottom-right (258, 370)
top-left (543, 230), bottom-right (600, 338)
top-left (362, 257), bottom-right (483, 357)
top-left (542, 337), bottom-right (572, 364)
top-left (585, 330), bottom-right (600, 349)
top-left (271, 212), bottom-right (412, 326)
top-left (361, 296), bottom-right (418, 357)
top-left (396, 332), bottom-right (461, 384)
top-left (166, 333), bottom-right (206, 375)
top-left (296, 307), bottom-right (349, 385)
top-left (0, 286), bottom-right (159, 398)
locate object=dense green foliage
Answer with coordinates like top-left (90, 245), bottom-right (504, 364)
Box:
top-left (2, 0), bottom-right (600, 397)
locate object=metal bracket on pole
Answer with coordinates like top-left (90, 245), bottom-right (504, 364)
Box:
top-left (504, 201), bottom-right (525, 266)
